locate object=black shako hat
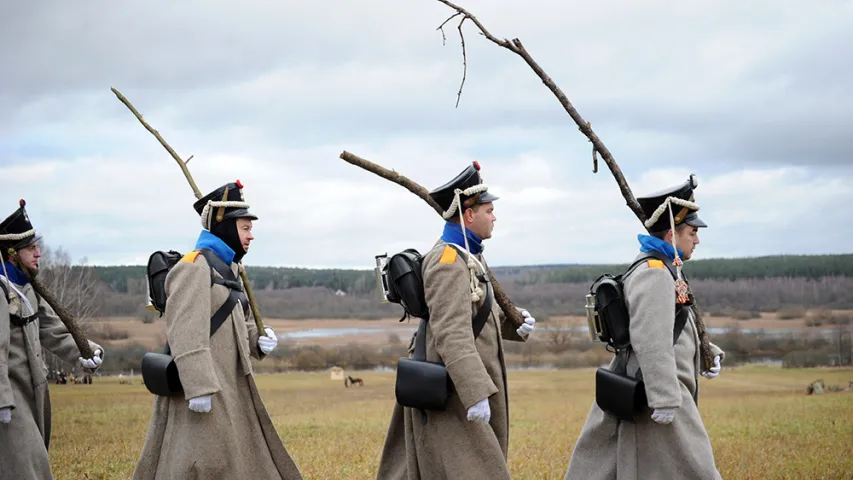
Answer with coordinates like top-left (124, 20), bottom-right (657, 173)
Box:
top-left (429, 161), bottom-right (499, 220)
top-left (0, 199), bottom-right (41, 252)
top-left (193, 179), bottom-right (258, 230)
top-left (637, 174), bottom-right (707, 233)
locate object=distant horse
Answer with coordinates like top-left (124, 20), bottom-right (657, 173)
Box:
top-left (345, 375), bottom-right (364, 388)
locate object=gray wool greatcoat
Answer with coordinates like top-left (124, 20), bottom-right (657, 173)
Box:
top-left (131, 251), bottom-right (303, 480)
top-left (0, 277), bottom-right (103, 480)
top-left (375, 240), bottom-right (528, 480)
top-left (564, 256), bottom-right (726, 480)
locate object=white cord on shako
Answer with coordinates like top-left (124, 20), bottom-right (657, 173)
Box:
top-left (440, 185), bottom-right (490, 303)
top-left (199, 200), bottom-right (251, 230)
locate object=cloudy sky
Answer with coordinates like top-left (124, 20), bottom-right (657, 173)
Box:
top-left (2, 0), bottom-right (851, 269)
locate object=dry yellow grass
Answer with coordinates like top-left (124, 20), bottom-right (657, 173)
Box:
top-left (48, 365), bottom-right (853, 479)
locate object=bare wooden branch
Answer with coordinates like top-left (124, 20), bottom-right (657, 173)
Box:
top-left (110, 87), bottom-right (202, 199)
top-left (111, 87), bottom-right (265, 333)
top-left (434, 0), bottom-right (645, 222)
top-left (339, 150), bottom-right (525, 329)
top-left (30, 277), bottom-right (95, 359)
top-left (340, 151), bottom-right (443, 214)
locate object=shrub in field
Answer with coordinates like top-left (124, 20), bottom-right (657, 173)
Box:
top-left (777, 307), bottom-right (807, 320)
top-left (87, 323), bottom-right (130, 341)
top-left (732, 310), bottom-right (761, 320)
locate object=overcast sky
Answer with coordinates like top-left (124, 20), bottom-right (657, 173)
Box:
top-left (2, 0), bottom-right (851, 269)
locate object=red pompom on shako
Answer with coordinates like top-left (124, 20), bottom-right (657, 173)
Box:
top-left (19, 199), bottom-right (25, 208)
top-left (236, 179), bottom-right (243, 188)
top-left (473, 161), bottom-right (480, 171)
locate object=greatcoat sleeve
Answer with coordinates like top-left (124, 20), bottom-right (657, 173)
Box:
top-left (167, 257), bottom-right (223, 400)
top-left (37, 296), bottom-right (104, 365)
top-left (245, 305), bottom-right (265, 361)
top-left (0, 290), bottom-right (13, 410)
top-left (423, 250), bottom-right (498, 409)
top-left (625, 263), bottom-right (682, 410)
top-left (498, 305), bottom-right (526, 342)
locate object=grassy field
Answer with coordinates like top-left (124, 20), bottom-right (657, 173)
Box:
top-left (48, 365), bottom-right (853, 479)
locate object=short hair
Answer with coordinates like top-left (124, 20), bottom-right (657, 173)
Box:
top-left (447, 200), bottom-right (483, 224)
top-left (650, 222), bottom-right (692, 240)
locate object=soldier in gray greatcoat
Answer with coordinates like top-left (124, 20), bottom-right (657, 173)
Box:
top-left (0, 199), bottom-right (104, 479)
top-left (375, 162), bottom-right (537, 480)
top-left (564, 175), bottom-right (726, 480)
top-left (131, 180), bottom-right (304, 480)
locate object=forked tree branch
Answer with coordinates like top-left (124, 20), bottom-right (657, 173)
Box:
top-left (434, 0), bottom-right (646, 223)
top-left (339, 150), bottom-right (526, 329)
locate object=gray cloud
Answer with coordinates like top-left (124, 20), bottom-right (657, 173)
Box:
top-left (1, 0), bottom-right (851, 267)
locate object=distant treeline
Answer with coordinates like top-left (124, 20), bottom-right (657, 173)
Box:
top-left (85, 253), bottom-right (853, 319)
top-left (90, 253), bottom-right (853, 295)
top-left (520, 254), bottom-right (853, 285)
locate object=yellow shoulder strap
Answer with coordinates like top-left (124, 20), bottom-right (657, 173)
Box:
top-left (181, 251), bottom-right (202, 263)
top-left (439, 245), bottom-right (458, 264)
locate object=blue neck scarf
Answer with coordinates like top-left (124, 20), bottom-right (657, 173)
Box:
top-left (441, 221), bottom-right (484, 256)
top-left (637, 234), bottom-right (684, 260)
top-left (195, 230), bottom-right (236, 265)
top-left (2, 261), bottom-right (30, 286)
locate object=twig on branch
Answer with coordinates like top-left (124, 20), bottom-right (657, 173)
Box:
top-left (454, 17), bottom-right (468, 108)
top-left (436, 11), bottom-right (462, 45)
top-left (110, 87), bottom-right (265, 333)
top-left (436, 11), bottom-right (469, 107)
top-left (434, 0), bottom-right (645, 222)
top-left (339, 150), bottom-right (525, 329)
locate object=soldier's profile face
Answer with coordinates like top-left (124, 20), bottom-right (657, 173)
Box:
top-left (236, 218), bottom-right (254, 252)
top-left (673, 225), bottom-right (700, 260)
top-left (465, 202), bottom-right (496, 240)
top-left (16, 243), bottom-right (41, 273)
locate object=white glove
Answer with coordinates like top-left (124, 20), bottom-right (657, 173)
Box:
top-left (78, 348), bottom-right (103, 371)
top-left (466, 397), bottom-right (491, 424)
top-left (701, 355), bottom-right (722, 379)
top-left (188, 395), bottom-right (212, 413)
top-left (516, 310), bottom-right (535, 338)
top-left (258, 327), bottom-right (278, 355)
top-left (651, 407), bottom-right (676, 424)
top-left (0, 407), bottom-right (10, 424)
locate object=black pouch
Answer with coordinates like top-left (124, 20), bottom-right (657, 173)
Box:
top-left (395, 355), bottom-right (452, 411)
top-left (595, 366), bottom-right (647, 422)
top-left (595, 349), bottom-right (649, 422)
top-left (141, 352), bottom-right (183, 396)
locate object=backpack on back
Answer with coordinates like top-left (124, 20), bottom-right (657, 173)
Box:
top-left (145, 250), bottom-right (183, 317)
top-left (375, 248), bottom-right (429, 321)
top-left (584, 252), bottom-right (681, 351)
